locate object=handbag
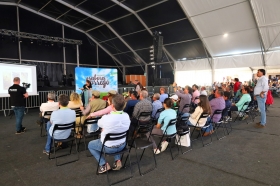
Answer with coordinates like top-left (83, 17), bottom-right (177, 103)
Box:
top-left (87, 123), bottom-right (99, 133)
top-left (175, 131), bottom-right (191, 147)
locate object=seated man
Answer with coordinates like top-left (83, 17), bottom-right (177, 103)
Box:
top-left (230, 86), bottom-right (251, 118)
top-left (130, 90), bottom-right (153, 135)
top-left (152, 93), bottom-right (163, 119)
top-left (173, 82), bottom-right (192, 116)
top-left (200, 86), bottom-right (207, 96)
top-left (192, 84), bottom-right (200, 104)
top-left (123, 91), bottom-right (139, 116)
top-left (88, 95), bottom-right (130, 173)
top-left (43, 94), bottom-right (76, 155)
top-left (210, 89), bottom-right (226, 123)
top-left (159, 87), bottom-right (168, 103)
top-left (38, 92), bottom-right (59, 125)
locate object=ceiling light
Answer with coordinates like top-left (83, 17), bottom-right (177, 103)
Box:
top-left (223, 33), bottom-right (228, 38)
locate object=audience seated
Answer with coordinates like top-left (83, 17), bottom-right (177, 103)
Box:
top-left (173, 82), bottom-right (191, 116)
top-left (43, 94), bottom-right (76, 155)
top-left (68, 92), bottom-right (83, 109)
top-left (39, 92), bottom-right (59, 124)
top-left (80, 90), bottom-right (106, 124)
top-left (208, 88), bottom-right (215, 101)
top-left (200, 86), bottom-right (207, 96)
top-left (210, 88), bottom-right (225, 123)
top-left (192, 84), bottom-right (200, 104)
top-left (223, 91), bottom-right (232, 118)
top-left (88, 95), bottom-right (130, 173)
top-left (229, 86), bottom-right (251, 119)
top-left (86, 95), bottom-right (114, 119)
top-left (170, 94), bottom-right (179, 108)
top-left (186, 95), bottom-right (211, 127)
top-left (146, 98), bottom-right (177, 154)
top-left (159, 87), bottom-right (168, 103)
top-left (130, 90), bottom-right (152, 135)
top-left (152, 93), bottom-right (163, 119)
top-left (123, 91), bottom-right (139, 116)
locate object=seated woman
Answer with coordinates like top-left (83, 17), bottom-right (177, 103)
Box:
top-left (229, 86), bottom-right (251, 118)
top-left (146, 98), bottom-right (177, 154)
top-left (68, 92), bottom-right (83, 109)
top-left (187, 95), bottom-right (211, 127)
top-left (86, 95), bottom-right (113, 119)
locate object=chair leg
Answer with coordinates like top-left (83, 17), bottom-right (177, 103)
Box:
top-left (134, 148), bottom-right (142, 175)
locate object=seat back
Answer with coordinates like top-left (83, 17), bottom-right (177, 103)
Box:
top-left (103, 130), bottom-right (128, 144)
top-left (52, 122), bottom-right (75, 135)
top-left (163, 118), bottom-right (177, 137)
top-left (71, 108), bottom-right (82, 117)
top-left (210, 109), bottom-right (223, 123)
top-left (240, 101), bottom-right (250, 111)
top-left (84, 117), bottom-right (102, 126)
top-left (176, 116), bottom-right (189, 131)
top-left (153, 107), bottom-right (164, 121)
top-left (196, 113), bottom-right (209, 126)
top-left (43, 111), bottom-right (53, 117)
top-left (179, 104), bottom-right (190, 114)
top-left (137, 111), bottom-right (151, 122)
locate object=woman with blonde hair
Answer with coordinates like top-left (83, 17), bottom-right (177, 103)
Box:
top-left (68, 92), bottom-right (83, 108)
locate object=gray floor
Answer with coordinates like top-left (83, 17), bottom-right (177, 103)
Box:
top-left (1, 98), bottom-right (280, 186)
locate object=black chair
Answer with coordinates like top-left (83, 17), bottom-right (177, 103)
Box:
top-left (71, 107), bottom-right (83, 135)
top-left (223, 107), bottom-right (232, 135)
top-left (153, 118), bottom-right (179, 160)
top-left (41, 111), bottom-right (53, 137)
top-left (49, 122), bottom-right (79, 166)
top-left (177, 104), bottom-right (190, 116)
top-left (125, 111), bottom-right (156, 176)
top-left (176, 116), bottom-right (192, 154)
top-left (152, 107), bottom-right (164, 123)
top-left (189, 113), bottom-right (212, 147)
top-left (209, 110), bottom-right (226, 140)
top-left (96, 130), bottom-right (133, 186)
top-left (79, 117), bottom-right (102, 154)
top-left (233, 101), bottom-right (250, 124)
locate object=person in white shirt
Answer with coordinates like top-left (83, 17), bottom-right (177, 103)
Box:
top-left (200, 86), bottom-right (207, 96)
top-left (254, 69), bottom-right (269, 128)
top-left (38, 92), bottom-right (59, 125)
top-left (88, 94), bottom-right (130, 174)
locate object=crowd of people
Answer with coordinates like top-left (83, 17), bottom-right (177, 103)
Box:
top-left (7, 69), bottom-right (270, 174)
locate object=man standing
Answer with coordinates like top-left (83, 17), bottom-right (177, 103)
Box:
top-left (43, 94), bottom-right (76, 155)
top-left (8, 77), bottom-right (28, 134)
top-left (192, 84), bottom-right (200, 104)
top-left (159, 87), bottom-right (168, 103)
top-left (254, 69), bottom-right (269, 128)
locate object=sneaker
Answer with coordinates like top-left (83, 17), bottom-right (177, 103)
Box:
top-left (161, 141), bottom-right (169, 152)
top-left (112, 160), bottom-right (122, 171)
top-left (21, 127), bottom-right (26, 132)
top-left (98, 163), bottom-right (111, 174)
top-left (242, 115), bottom-right (248, 120)
top-left (228, 117), bottom-right (232, 121)
top-left (43, 150), bottom-right (50, 155)
top-left (254, 124), bottom-right (265, 128)
top-left (15, 131), bottom-right (22, 134)
top-left (154, 149), bottom-right (161, 154)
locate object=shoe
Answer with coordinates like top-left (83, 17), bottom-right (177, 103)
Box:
top-left (242, 115), bottom-right (248, 120)
top-left (255, 124), bottom-right (265, 128)
top-left (112, 160), bottom-right (122, 171)
top-left (161, 141), bottom-right (169, 152)
top-left (43, 150), bottom-right (50, 155)
top-left (15, 131), bottom-right (22, 134)
top-left (154, 149), bottom-right (161, 154)
top-left (255, 122), bottom-right (261, 125)
top-left (98, 163), bottom-right (111, 174)
top-left (21, 127), bottom-right (26, 132)
top-left (228, 117), bottom-right (232, 121)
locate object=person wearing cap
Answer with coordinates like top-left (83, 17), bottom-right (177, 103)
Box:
top-left (152, 93), bottom-right (163, 119)
top-left (80, 90), bottom-right (106, 124)
top-left (108, 90), bottom-right (117, 96)
top-left (170, 94), bottom-right (179, 108)
top-left (200, 86), bottom-right (207, 96)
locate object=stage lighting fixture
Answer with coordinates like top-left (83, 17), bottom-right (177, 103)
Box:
top-left (30, 39), bottom-right (33, 44)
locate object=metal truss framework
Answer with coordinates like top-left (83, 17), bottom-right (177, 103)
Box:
top-left (0, 29), bottom-right (82, 45)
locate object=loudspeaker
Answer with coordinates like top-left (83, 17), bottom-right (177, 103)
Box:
top-left (153, 35), bottom-right (163, 62)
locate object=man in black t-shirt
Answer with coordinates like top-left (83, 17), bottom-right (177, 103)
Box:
top-left (8, 77), bottom-right (29, 134)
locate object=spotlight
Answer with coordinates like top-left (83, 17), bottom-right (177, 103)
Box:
top-left (30, 39), bottom-right (33, 44)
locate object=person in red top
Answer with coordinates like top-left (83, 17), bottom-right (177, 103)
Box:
top-left (233, 78), bottom-right (241, 96)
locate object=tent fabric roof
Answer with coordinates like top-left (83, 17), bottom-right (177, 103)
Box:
top-left (1, 0), bottom-right (280, 66)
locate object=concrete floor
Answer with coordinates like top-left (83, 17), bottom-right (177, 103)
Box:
top-left (0, 97), bottom-right (279, 186)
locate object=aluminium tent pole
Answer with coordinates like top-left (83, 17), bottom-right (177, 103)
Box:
top-left (76, 45), bottom-right (79, 67)
top-left (96, 45), bottom-right (99, 68)
top-left (17, 7), bottom-right (21, 64)
top-left (145, 64), bottom-right (148, 87)
top-left (62, 25), bottom-right (66, 74)
top-left (123, 66), bottom-right (126, 85)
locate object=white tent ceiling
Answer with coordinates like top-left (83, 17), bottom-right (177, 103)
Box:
top-left (178, 0), bottom-right (280, 57)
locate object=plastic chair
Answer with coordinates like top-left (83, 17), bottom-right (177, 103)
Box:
top-left (49, 122), bottom-right (79, 166)
top-left (233, 101), bottom-right (250, 124)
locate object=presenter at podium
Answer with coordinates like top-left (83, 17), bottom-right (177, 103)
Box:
top-left (80, 80), bottom-right (92, 107)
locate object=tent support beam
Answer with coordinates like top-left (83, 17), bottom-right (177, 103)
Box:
top-left (16, 6), bottom-right (21, 64)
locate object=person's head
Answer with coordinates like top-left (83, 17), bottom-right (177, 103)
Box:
top-left (215, 89), bottom-right (224, 98)
top-left (160, 87), bottom-right (165, 94)
top-left (86, 79), bottom-right (91, 86)
top-left (234, 78), bottom-right (239, 82)
top-left (198, 95), bottom-right (211, 115)
top-left (47, 92), bottom-right (56, 101)
top-left (163, 98), bottom-right (173, 109)
top-left (201, 86), bottom-right (206, 91)
top-left (112, 94), bottom-right (125, 111)
top-left (223, 91), bottom-right (230, 100)
top-left (257, 69), bottom-right (266, 77)
top-left (128, 90), bottom-right (133, 97)
top-left (13, 77), bottom-right (20, 84)
top-left (92, 90), bottom-right (100, 99)
top-left (70, 92), bottom-right (81, 104)
top-left (169, 94), bottom-right (178, 102)
top-left (108, 90), bottom-right (117, 96)
top-left (185, 86), bottom-right (191, 94)
top-left (226, 86), bottom-right (231, 92)
top-left (153, 93), bottom-right (160, 101)
top-left (192, 84), bottom-right (198, 91)
top-left (58, 94), bottom-right (69, 107)
top-left (139, 90), bottom-right (148, 100)
top-left (242, 86), bottom-right (250, 94)
top-left (134, 80), bottom-right (139, 85)
top-left (131, 91), bottom-right (138, 100)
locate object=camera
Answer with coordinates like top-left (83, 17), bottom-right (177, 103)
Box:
top-left (22, 82), bottom-right (31, 89)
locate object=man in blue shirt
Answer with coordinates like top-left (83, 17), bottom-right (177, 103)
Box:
top-left (152, 93), bottom-right (163, 119)
top-left (123, 91), bottom-right (139, 117)
top-left (223, 91), bottom-right (232, 119)
top-left (159, 87), bottom-right (168, 103)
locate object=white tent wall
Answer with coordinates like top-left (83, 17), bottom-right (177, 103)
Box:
top-left (175, 70), bottom-right (212, 87)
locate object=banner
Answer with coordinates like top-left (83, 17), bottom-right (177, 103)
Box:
top-left (75, 67), bottom-right (118, 97)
